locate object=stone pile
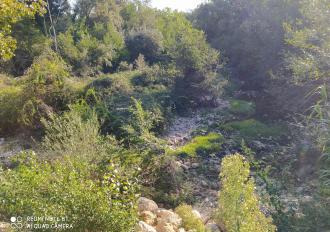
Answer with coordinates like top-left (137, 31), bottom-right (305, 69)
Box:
top-left (135, 197), bottom-right (221, 232)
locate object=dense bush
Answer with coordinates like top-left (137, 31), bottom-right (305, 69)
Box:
top-left (0, 151), bottom-right (138, 232)
top-left (20, 49), bottom-right (77, 129)
top-left (217, 154), bottom-right (276, 232)
top-left (191, 0), bottom-right (299, 88)
top-left (126, 29), bottom-right (164, 63)
top-left (156, 10), bottom-right (222, 108)
top-left (0, 75), bottom-right (23, 135)
top-left (288, 197), bottom-right (330, 232)
top-left (284, 0), bottom-right (329, 83)
top-left (149, 155), bottom-right (194, 208)
top-left (41, 101), bottom-right (101, 160)
top-left (85, 68), bottom-right (174, 140)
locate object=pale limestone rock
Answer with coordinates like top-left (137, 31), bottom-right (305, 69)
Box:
top-left (135, 221), bottom-right (157, 232)
top-left (138, 197), bottom-right (158, 213)
top-left (156, 209), bottom-right (182, 227)
top-left (192, 209), bottom-right (202, 219)
top-left (155, 220), bottom-right (176, 232)
top-left (140, 210), bottom-right (157, 226)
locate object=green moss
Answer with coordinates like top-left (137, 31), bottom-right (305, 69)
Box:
top-left (173, 133), bottom-right (223, 157)
top-left (220, 119), bottom-right (285, 139)
top-left (229, 99), bottom-right (256, 116)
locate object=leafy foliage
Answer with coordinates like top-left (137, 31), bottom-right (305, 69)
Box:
top-left (192, 0), bottom-right (299, 87)
top-left (126, 29), bottom-right (163, 63)
top-left (0, 151), bottom-right (138, 232)
top-left (284, 0), bottom-right (330, 83)
top-left (217, 154), bottom-right (276, 232)
top-left (0, 0), bottom-right (45, 60)
top-left (0, 75), bottom-right (23, 135)
top-left (20, 49), bottom-right (74, 128)
top-left (41, 101), bottom-right (101, 160)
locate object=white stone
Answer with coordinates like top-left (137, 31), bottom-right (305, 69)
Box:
top-left (155, 209), bottom-right (182, 227)
top-left (135, 221), bottom-right (157, 232)
top-left (192, 209), bottom-right (202, 219)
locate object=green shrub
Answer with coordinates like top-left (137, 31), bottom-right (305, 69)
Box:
top-left (126, 29), bottom-right (164, 63)
top-left (86, 69), bottom-right (172, 139)
top-left (229, 99), bottom-right (256, 116)
top-left (173, 133), bottom-right (223, 157)
top-left (145, 154), bottom-right (195, 208)
top-left (175, 204), bottom-right (206, 232)
top-left (220, 119), bottom-right (284, 140)
top-left (217, 154), bottom-right (276, 232)
top-left (41, 101), bottom-right (101, 160)
top-left (20, 49), bottom-right (76, 128)
top-left (288, 197), bottom-right (330, 232)
top-left (0, 152), bottom-right (138, 232)
top-left (0, 80), bottom-right (23, 135)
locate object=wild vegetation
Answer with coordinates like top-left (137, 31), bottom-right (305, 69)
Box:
top-left (0, 0), bottom-right (329, 231)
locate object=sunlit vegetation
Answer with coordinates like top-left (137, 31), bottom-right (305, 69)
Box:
top-left (220, 119), bottom-right (285, 140)
top-left (217, 154), bottom-right (276, 232)
top-left (173, 133), bottom-right (223, 157)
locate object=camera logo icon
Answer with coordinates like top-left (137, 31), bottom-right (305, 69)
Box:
top-left (10, 216), bottom-right (23, 229)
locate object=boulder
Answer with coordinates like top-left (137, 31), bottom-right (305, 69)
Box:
top-left (140, 211), bottom-right (157, 226)
top-left (135, 221), bottom-right (157, 232)
top-left (138, 197), bottom-right (158, 213)
top-left (155, 209), bottom-right (182, 227)
top-left (192, 210), bottom-right (202, 219)
top-left (155, 220), bottom-right (176, 232)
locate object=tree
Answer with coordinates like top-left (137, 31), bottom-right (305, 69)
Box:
top-left (20, 48), bottom-right (72, 128)
top-left (284, 0), bottom-right (330, 83)
top-left (58, 0), bottom-right (125, 75)
top-left (191, 0), bottom-right (299, 88)
top-left (217, 154), bottom-right (276, 232)
top-left (126, 29), bottom-right (163, 63)
top-left (0, 0), bottom-right (45, 60)
top-left (156, 10), bottom-right (221, 108)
